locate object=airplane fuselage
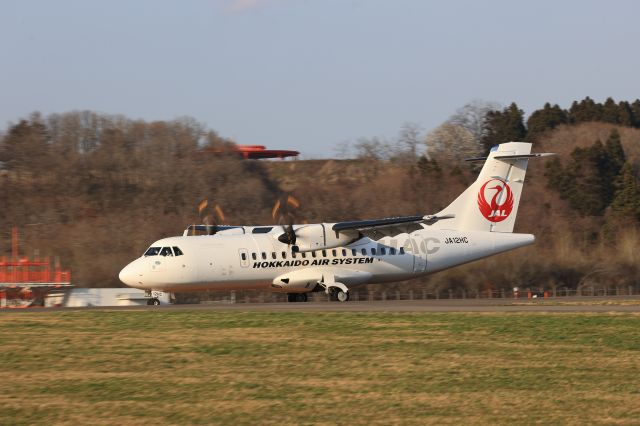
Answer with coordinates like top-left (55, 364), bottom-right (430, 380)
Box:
top-left (119, 225), bottom-right (534, 293)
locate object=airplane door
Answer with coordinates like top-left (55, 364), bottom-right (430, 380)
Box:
top-left (411, 233), bottom-right (427, 273)
top-left (238, 248), bottom-right (250, 268)
top-left (413, 252), bottom-right (427, 273)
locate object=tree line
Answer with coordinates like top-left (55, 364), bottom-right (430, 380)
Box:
top-left (482, 97), bottom-right (640, 150)
top-left (0, 101), bottom-right (639, 294)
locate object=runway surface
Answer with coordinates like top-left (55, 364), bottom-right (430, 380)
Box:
top-left (11, 296), bottom-right (640, 313)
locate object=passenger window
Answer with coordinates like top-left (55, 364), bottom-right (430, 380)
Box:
top-left (399, 247), bottom-right (405, 255)
top-left (144, 247), bottom-right (161, 256)
top-left (160, 247), bottom-right (173, 257)
top-left (322, 250), bottom-right (327, 257)
top-left (311, 251), bottom-right (317, 258)
top-left (241, 253), bottom-right (247, 261)
top-left (301, 252), bottom-right (307, 258)
top-left (371, 248), bottom-right (376, 255)
top-left (282, 251), bottom-right (287, 259)
top-left (361, 248), bottom-right (366, 255)
top-left (380, 247), bottom-right (386, 255)
top-left (261, 252), bottom-right (267, 260)
top-left (332, 249), bottom-right (337, 257)
top-left (272, 252), bottom-right (277, 260)
top-left (292, 251), bottom-right (297, 258)
top-left (342, 249), bottom-right (347, 256)
top-left (252, 227), bottom-right (273, 234)
top-left (172, 246), bottom-right (183, 256)
top-left (252, 253), bottom-right (257, 260)
top-left (352, 249), bottom-right (357, 256)
top-left (390, 247), bottom-right (396, 255)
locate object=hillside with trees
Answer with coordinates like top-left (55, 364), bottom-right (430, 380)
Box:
top-left (0, 98), bottom-right (639, 297)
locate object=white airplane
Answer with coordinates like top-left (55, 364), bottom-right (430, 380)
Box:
top-left (119, 142), bottom-right (553, 304)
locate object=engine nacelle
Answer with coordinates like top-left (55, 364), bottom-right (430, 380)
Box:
top-left (290, 223), bottom-right (357, 252)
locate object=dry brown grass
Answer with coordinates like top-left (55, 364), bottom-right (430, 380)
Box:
top-left (1, 310), bottom-right (640, 425)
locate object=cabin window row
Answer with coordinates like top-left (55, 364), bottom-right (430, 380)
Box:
top-left (247, 247), bottom-right (405, 261)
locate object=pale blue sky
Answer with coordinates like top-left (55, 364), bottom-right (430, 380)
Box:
top-left (2, 0), bottom-right (639, 157)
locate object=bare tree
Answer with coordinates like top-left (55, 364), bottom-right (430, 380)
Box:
top-left (333, 140), bottom-right (354, 159)
top-left (397, 122), bottom-right (423, 160)
top-left (448, 99), bottom-right (500, 146)
top-left (424, 123), bottom-right (477, 163)
top-left (353, 136), bottom-right (392, 160)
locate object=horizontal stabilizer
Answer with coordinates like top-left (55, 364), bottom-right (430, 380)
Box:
top-left (422, 213), bottom-right (455, 225)
top-left (465, 152), bottom-right (555, 162)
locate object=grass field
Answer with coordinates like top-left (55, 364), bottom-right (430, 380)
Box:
top-left (2, 310), bottom-right (640, 425)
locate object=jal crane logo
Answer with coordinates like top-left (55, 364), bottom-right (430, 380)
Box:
top-left (477, 179), bottom-right (514, 222)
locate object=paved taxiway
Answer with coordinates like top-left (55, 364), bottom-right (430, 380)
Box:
top-left (14, 296), bottom-right (640, 313)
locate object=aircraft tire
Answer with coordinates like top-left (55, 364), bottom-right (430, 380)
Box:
top-left (287, 293), bottom-right (308, 303)
top-left (337, 290), bottom-right (349, 302)
top-left (151, 298), bottom-right (161, 306)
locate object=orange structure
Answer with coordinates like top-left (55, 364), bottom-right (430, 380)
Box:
top-left (204, 144), bottom-right (299, 160)
top-left (0, 227), bottom-right (72, 308)
top-left (234, 145), bottom-right (300, 159)
top-left (0, 258), bottom-right (71, 284)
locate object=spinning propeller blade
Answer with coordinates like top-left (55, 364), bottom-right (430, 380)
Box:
top-left (194, 199), bottom-right (226, 235)
top-left (273, 194), bottom-right (302, 246)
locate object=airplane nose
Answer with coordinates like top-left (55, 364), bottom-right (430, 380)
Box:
top-left (119, 262), bottom-right (142, 288)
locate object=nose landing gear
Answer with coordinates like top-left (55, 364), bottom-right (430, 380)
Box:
top-left (144, 290), bottom-right (164, 306)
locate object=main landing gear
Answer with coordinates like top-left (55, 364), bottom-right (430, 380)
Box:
top-left (146, 298), bottom-right (161, 306)
top-left (285, 277), bottom-right (351, 303)
top-left (319, 275), bottom-right (350, 302)
top-left (329, 287), bottom-right (350, 302)
top-left (287, 293), bottom-right (308, 303)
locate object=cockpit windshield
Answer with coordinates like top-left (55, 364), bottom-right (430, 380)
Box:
top-left (144, 247), bottom-right (161, 256)
top-left (144, 246), bottom-right (184, 257)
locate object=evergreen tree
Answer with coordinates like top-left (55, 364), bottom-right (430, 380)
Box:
top-left (568, 100), bottom-right (580, 123)
top-left (565, 142), bottom-right (611, 215)
top-left (611, 162), bottom-right (640, 221)
top-left (631, 99), bottom-right (640, 127)
top-left (617, 101), bottom-right (634, 126)
top-left (416, 155), bottom-right (442, 176)
top-left (604, 129), bottom-right (625, 179)
top-left (602, 97), bottom-right (620, 124)
top-left (568, 96), bottom-right (603, 123)
top-left (481, 102), bottom-right (526, 153)
top-left (526, 102), bottom-right (568, 141)
top-left (546, 130), bottom-right (625, 216)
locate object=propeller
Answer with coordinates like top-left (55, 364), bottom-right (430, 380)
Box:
top-left (272, 195), bottom-right (301, 246)
top-left (194, 199), bottom-right (226, 235)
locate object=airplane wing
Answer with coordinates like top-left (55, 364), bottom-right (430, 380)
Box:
top-left (332, 214), bottom-right (454, 239)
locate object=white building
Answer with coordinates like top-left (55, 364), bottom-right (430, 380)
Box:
top-left (46, 288), bottom-right (170, 307)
